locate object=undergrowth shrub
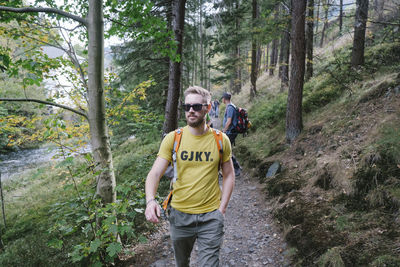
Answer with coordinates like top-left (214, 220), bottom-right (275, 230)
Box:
top-left (317, 247), bottom-right (345, 267)
top-left (0, 132), bottom-right (166, 266)
top-left (354, 122), bottom-right (400, 202)
top-left (370, 255), bottom-right (400, 266)
top-left (0, 233), bottom-right (70, 266)
top-left (249, 92), bottom-right (287, 130)
top-left (365, 42), bottom-right (400, 72)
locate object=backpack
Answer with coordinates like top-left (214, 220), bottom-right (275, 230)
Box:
top-left (230, 104), bottom-right (251, 135)
top-left (162, 127), bottom-right (223, 213)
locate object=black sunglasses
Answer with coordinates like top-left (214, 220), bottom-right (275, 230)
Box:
top-left (182, 103), bottom-right (208, 112)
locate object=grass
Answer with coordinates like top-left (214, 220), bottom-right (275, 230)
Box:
top-left (317, 247), bottom-right (345, 267)
top-left (0, 163), bottom-right (81, 266)
top-left (0, 129), bottom-right (167, 265)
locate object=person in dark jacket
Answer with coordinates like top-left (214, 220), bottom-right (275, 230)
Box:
top-left (222, 92), bottom-right (242, 177)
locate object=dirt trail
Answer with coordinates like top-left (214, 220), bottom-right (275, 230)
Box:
top-left (124, 117), bottom-right (289, 266)
top-left (142, 173), bottom-right (289, 267)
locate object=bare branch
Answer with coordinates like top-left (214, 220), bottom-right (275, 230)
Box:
top-left (0, 98), bottom-right (88, 120)
top-left (30, 19), bottom-right (84, 32)
top-left (0, 6), bottom-right (88, 27)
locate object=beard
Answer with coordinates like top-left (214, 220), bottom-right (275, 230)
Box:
top-left (186, 114), bottom-right (205, 128)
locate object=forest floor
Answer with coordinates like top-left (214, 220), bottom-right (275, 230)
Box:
top-left (122, 116), bottom-right (290, 266)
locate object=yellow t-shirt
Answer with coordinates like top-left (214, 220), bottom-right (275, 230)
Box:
top-left (158, 126), bottom-right (232, 214)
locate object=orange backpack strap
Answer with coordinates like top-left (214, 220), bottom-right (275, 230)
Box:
top-left (211, 128), bottom-right (223, 170)
top-left (173, 128), bottom-right (183, 154)
top-left (162, 190), bottom-right (173, 211)
top-left (162, 128), bottom-right (183, 213)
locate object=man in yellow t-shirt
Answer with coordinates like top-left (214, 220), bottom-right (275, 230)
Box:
top-left (145, 86), bottom-right (235, 267)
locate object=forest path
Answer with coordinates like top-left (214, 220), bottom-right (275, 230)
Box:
top-left (145, 174), bottom-right (289, 267)
top-left (124, 116), bottom-right (289, 266)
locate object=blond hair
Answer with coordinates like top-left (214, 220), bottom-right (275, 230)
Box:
top-left (184, 86), bottom-right (211, 104)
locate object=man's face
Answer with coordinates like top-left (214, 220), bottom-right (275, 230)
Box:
top-left (184, 94), bottom-right (209, 128)
top-left (222, 97), bottom-right (228, 104)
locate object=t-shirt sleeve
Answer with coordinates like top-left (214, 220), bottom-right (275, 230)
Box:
top-left (226, 105), bottom-right (235, 119)
top-left (222, 133), bottom-right (232, 163)
top-left (157, 131), bottom-right (175, 162)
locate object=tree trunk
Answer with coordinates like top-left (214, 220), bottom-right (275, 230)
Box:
top-left (265, 43), bottom-right (269, 72)
top-left (339, 0), bottom-right (343, 33)
top-left (351, 0), bottom-right (369, 67)
top-left (163, 0), bottom-right (186, 134)
top-left (193, 29), bottom-right (197, 85)
top-left (234, 45), bottom-right (241, 94)
top-left (315, 0), bottom-right (321, 42)
top-left (280, 1), bottom-right (291, 90)
top-left (234, 0), bottom-right (241, 94)
top-left (305, 0), bottom-right (314, 81)
top-left (164, 1), bottom-right (173, 108)
top-left (199, 0), bottom-right (205, 88)
top-left (286, 0), bottom-right (306, 143)
top-left (208, 56), bottom-right (211, 90)
top-left (269, 39), bottom-right (278, 76)
top-left (319, 0), bottom-right (329, 47)
top-left (87, 0), bottom-right (116, 204)
top-left (262, 47), bottom-right (266, 69)
top-left (269, 5), bottom-right (279, 76)
top-left (250, 0), bottom-right (259, 99)
top-left (256, 46), bottom-right (262, 77)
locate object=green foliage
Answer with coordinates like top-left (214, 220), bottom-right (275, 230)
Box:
top-left (365, 42), bottom-right (400, 73)
top-left (51, 192), bottom-right (142, 265)
top-left (317, 247), bottom-right (345, 267)
top-left (335, 216), bottom-right (350, 231)
top-left (0, 13), bottom-right (67, 151)
top-left (208, 1), bottom-right (250, 84)
top-left (247, 45), bottom-right (365, 132)
top-left (105, 0), bottom-right (178, 60)
top-left (0, 106), bottom-right (9, 150)
top-left (354, 121), bottom-right (400, 203)
top-left (0, 233), bottom-right (72, 267)
top-left (371, 255), bottom-right (400, 266)
top-left (0, 127), bottom-right (166, 265)
top-left (0, 50), bottom-right (10, 72)
top-left (250, 92), bottom-right (287, 130)
top-left (376, 122), bottom-right (400, 172)
top-left (302, 76), bottom-right (343, 113)
top-left (106, 78), bottom-right (164, 146)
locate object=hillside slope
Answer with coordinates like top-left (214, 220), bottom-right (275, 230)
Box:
top-left (234, 41), bottom-right (400, 265)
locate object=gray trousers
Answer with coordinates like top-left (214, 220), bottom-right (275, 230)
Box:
top-left (169, 207), bottom-right (224, 267)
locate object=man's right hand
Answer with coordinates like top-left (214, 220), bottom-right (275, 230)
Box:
top-left (145, 200), bottom-right (161, 223)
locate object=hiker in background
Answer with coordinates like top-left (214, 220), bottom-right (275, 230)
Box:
top-left (222, 92), bottom-right (242, 177)
top-left (213, 99), bottom-right (220, 118)
top-left (209, 100), bottom-right (215, 117)
top-left (145, 86), bottom-right (235, 267)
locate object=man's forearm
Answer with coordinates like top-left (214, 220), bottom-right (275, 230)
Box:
top-left (145, 157), bottom-right (169, 202)
top-left (145, 171), bottom-right (160, 202)
top-left (219, 159), bottom-right (235, 214)
top-left (219, 173), bottom-right (235, 214)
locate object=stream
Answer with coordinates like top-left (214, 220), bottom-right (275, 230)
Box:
top-left (0, 145), bottom-right (91, 181)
